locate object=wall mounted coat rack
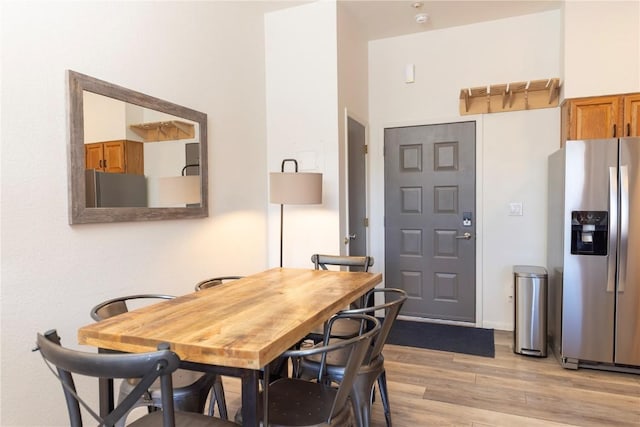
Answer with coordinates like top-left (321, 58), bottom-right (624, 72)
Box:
top-left (129, 120), bottom-right (195, 142)
top-left (459, 78), bottom-right (560, 115)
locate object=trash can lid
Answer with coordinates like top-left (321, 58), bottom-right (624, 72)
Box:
top-left (513, 265), bottom-right (547, 277)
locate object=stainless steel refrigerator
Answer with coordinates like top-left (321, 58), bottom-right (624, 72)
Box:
top-left (547, 137), bottom-right (639, 372)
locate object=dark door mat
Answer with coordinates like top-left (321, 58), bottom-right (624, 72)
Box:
top-left (386, 319), bottom-right (495, 358)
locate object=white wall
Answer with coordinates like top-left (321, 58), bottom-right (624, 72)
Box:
top-left (1, 2), bottom-right (270, 425)
top-left (368, 11), bottom-right (562, 330)
top-left (563, 0), bottom-right (640, 98)
top-left (264, 2), bottom-right (341, 268)
top-left (337, 1), bottom-right (370, 257)
top-left (83, 92), bottom-right (130, 142)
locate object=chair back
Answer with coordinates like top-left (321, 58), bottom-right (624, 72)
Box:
top-left (311, 254), bottom-right (374, 272)
top-left (90, 294), bottom-right (174, 321)
top-left (283, 313), bottom-right (380, 423)
top-left (194, 276), bottom-right (243, 291)
top-left (35, 329), bottom-right (180, 427)
top-left (342, 288), bottom-right (407, 362)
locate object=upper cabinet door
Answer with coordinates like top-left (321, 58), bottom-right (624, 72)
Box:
top-left (85, 142), bottom-right (105, 171)
top-left (103, 140), bottom-right (127, 174)
top-left (623, 93), bottom-right (640, 137)
top-left (569, 95), bottom-right (621, 140)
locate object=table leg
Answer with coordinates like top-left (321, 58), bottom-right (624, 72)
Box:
top-left (98, 377), bottom-right (114, 417)
top-left (262, 364), bottom-right (269, 426)
top-left (98, 348), bottom-right (115, 417)
top-left (241, 369), bottom-right (260, 427)
top-left (180, 361), bottom-right (267, 426)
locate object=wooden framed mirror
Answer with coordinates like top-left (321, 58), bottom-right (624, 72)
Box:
top-left (67, 70), bottom-right (208, 224)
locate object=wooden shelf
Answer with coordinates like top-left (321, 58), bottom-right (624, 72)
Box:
top-left (129, 120), bottom-right (195, 142)
top-left (459, 78), bottom-right (560, 115)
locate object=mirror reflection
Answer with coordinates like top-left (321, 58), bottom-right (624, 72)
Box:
top-left (67, 70), bottom-right (208, 224)
top-left (83, 92), bottom-right (201, 208)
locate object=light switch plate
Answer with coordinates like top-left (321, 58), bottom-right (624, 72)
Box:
top-left (404, 64), bottom-right (415, 83)
top-left (509, 202), bottom-right (523, 216)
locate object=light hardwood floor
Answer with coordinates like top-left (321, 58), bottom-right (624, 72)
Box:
top-left (219, 330), bottom-right (640, 426)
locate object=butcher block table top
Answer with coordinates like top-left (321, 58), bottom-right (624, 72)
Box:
top-left (77, 267), bottom-right (382, 370)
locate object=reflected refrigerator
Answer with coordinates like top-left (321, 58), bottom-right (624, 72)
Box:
top-left (85, 169), bottom-right (147, 208)
top-left (547, 137), bottom-right (640, 372)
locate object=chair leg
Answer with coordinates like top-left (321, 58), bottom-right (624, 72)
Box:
top-left (207, 376), bottom-right (228, 420)
top-left (377, 370), bottom-right (392, 427)
top-left (349, 397), bottom-right (365, 427)
top-left (350, 373), bottom-right (377, 427)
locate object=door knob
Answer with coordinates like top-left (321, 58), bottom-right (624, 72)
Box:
top-left (455, 232), bottom-right (472, 240)
top-left (344, 234), bottom-right (357, 245)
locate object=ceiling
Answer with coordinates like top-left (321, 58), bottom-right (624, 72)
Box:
top-left (344, 1), bottom-right (562, 40)
top-left (293, 0), bottom-right (562, 41)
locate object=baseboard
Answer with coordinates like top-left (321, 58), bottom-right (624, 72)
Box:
top-left (481, 320), bottom-right (512, 331)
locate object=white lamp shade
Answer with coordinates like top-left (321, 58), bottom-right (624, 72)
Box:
top-left (269, 172), bottom-right (322, 205)
top-left (156, 176), bottom-right (201, 206)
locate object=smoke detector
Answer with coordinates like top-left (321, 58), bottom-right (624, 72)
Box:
top-left (415, 13), bottom-right (429, 24)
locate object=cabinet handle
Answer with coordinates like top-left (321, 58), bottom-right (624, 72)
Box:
top-left (613, 124), bottom-right (617, 137)
top-left (99, 160), bottom-right (103, 168)
top-left (628, 123), bottom-right (631, 137)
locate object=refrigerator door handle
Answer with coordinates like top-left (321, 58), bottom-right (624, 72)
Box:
top-left (619, 165), bottom-right (629, 293)
top-left (607, 167), bottom-right (618, 293)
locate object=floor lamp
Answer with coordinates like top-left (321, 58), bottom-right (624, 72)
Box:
top-left (269, 159), bottom-right (322, 267)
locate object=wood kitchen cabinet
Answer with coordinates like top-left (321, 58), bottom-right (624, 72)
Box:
top-left (561, 92), bottom-right (640, 145)
top-left (624, 93), bottom-right (640, 137)
top-left (85, 140), bottom-right (143, 175)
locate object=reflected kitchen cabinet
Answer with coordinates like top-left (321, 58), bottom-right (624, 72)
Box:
top-left (85, 140), bottom-right (143, 175)
top-left (561, 92), bottom-right (640, 146)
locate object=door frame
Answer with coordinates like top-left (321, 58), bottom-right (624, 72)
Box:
top-left (372, 115), bottom-right (485, 327)
top-left (343, 108), bottom-right (370, 257)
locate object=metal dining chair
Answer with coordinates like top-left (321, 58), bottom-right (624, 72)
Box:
top-left (311, 254), bottom-right (374, 273)
top-left (90, 294), bottom-right (228, 423)
top-left (297, 288), bottom-right (407, 427)
top-left (307, 254), bottom-right (375, 343)
top-left (34, 329), bottom-right (237, 427)
top-left (194, 276), bottom-right (243, 292)
top-left (259, 313), bottom-right (381, 426)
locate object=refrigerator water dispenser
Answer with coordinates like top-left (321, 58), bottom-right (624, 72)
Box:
top-left (570, 211), bottom-right (608, 255)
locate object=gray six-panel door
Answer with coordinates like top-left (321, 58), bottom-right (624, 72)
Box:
top-left (384, 122), bottom-right (476, 321)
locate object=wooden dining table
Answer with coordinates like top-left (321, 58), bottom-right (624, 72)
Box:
top-left (77, 267), bottom-right (382, 426)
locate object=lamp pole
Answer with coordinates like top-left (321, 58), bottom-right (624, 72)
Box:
top-left (279, 159), bottom-right (298, 268)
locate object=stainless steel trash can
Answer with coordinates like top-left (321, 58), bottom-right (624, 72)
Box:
top-left (513, 265), bottom-right (548, 357)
